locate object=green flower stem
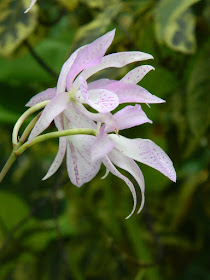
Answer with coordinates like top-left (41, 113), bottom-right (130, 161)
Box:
top-left (12, 100), bottom-right (50, 146)
top-left (0, 152), bottom-right (17, 183)
top-left (19, 112), bottom-right (42, 144)
top-left (0, 128), bottom-right (97, 183)
top-left (15, 128), bottom-right (98, 156)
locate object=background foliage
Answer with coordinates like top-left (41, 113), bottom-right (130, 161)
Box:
top-left (0, 0), bottom-right (209, 279)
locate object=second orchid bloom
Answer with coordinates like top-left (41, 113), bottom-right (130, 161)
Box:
top-left (26, 29), bottom-right (176, 218)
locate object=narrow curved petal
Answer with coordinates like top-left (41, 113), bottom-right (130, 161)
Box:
top-left (66, 29), bottom-right (115, 90)
top-left (105, 82), bottom-right (165, 104)
top-left (57, 47), bottom-right (83, 94)
top-left (121, 65), bottom-right (155, 84)
top-left (91, 126), bottom-right (115, 162)
top-left (54, 114), bottom-right (64, 131)
top-left (25, 0), bottom-right (37, 13)
top-left (102, 156), bottom-right (137, 219)
top-left (28, 92), bottom-right (70, 141)
top-left (26, 88), bottom-right (56, 107)
top-left (101, 168), bottom-right (109, 179)
top-left (109, 135), bottom-right (176, 182)
top-left (105, 104), bottom-right (152, 133)
top-left (66, 135), bottom-right (101, 187)
top-left (108, 150), bottom-right (145, 213)
top-left (42, 137), bottom-right (67, 180)
top-left (88, 79), bottom-right (113, 90)
top-left (74, 51), bottom-right (154, 86)
top-left (79, 76), bottom-right (119, 113)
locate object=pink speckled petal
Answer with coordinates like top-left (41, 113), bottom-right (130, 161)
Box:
top-left (91, 126), bottom-right (115, 162)
top-left (74, 51), bottom-right (153, 86)
top-left (57, 47), bottom-right (83, 94)
top-left (28, 92), bottom-right (69, 141)
top-left (66, 135), bottom-right (101, 187)
top-left (42, 137), bottom-right (66, 180)
top-left (109, 135), bottom-right (176, 182)
top-left (66, 29), bottom-right (115, 90)
top-left (108, 150), bottom-right (145, 213)
top-left (64, 103), bottom-right (97, 129)
top-left (88, 89), bottom-right (119, 113)
top-left (24, 0), bottom-right (37, 13)
top-left (54, 114), bottom-right (64, 131)
top-left (105, 82), bottom-right (165, 104)
top-left (88, 79), bottom-right (113, 90)
top-left (26, 88), bottom-right (56, 107)
top-left (102, 156), bottom-right (137, 219)
top-left (105, 104), bottom-right (152, 133)
top-left (109, 134), bottom-right (176, 182)
top-left (121, 65), bottom-right (155, 84)
top-left (79, 76), bottom-right (119, 113)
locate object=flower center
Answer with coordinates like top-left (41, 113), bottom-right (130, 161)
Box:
top-left (68, 86), bottom-right (78, 101)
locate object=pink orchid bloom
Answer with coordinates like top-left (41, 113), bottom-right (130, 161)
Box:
top-left (25, 0), bottom-right (37, 13)
top-left (41, 104), bottom-right (176, 219)
top-left (26, 29), bottom-right (164, 142)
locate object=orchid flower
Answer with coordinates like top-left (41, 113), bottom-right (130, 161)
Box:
top-left (25, 0), bottom-right (37, 13)
top-left (26, 29), bottom-right (164, 142)
top-left (40, 103), bottom-right (176, 219)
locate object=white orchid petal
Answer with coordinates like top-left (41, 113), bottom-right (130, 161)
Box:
top-left (91, 126), bottom-right (115, 162)
top-left (54, 114), bottom-right (64, 131)
top-left (88, 79), bottom-right (113, 90)
top-left (88, 89), bottom-right (119, 113)
top-left (74, 51), bottom-right (153, 86)
top-left (105, 82), bottom-right (165, 104)
top-left (121, 65), bottom-right (155, 84)
top-left (66, 135), bottom-right (101, 187)
top-left (108, 150), bottom-right (145, 213)
top-left (28, 93), bottom-right (69, 141)
top-left (74, 103), bottom-right (117, 128)
top-left (102, 156), bottom-right (137, 219)
top-left (42, 137), bottom-right (66, 180)
top-left (79, 76), bottom-right (119, 113)
top-left (101, 168), bottom-right (109, 179)
top-left (105, 104), bottom-right (152, 133)
top-left (57, 47), bottom-right (83, 94)
top-left (26, 88), bottom-right (56, 107)
top-left (109, 135), bottom-right (176, 182)
top-left (64, 103), bottom-right (97, 129)
top-left (66, 29), bottom-right (115, 90)
top-left (25, 0), bottom-right (37, 13)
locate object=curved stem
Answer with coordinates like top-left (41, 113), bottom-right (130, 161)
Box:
top-left (19, 112), bottom-right (42, 144)
top-left (0, 152), bottom-right (17, 183)
top-left (16, 128), bottom-right (97, 156)
top-left (12, 101), bottom-right (50, 146)
top-left (0, 128), bottom-right (97, 183)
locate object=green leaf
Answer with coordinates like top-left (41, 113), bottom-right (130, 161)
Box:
top-left (72, 3), bottom-right (122, 48)
top-left (81, 0), bottom-right (120, 9)
top-left (0, 191), bottom-right (29, 234)
top-left (0, 39), bottom-right (70, 85)
top-left (0, 0), bottom-right (38, 56)
top-left (154, 0), bottom-right (201, 53)
top-left (58, 0), bottom-right (79, 10)
top-left (187, 42), bottom-right (210, 137)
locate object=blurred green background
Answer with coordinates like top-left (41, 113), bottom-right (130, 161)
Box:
top-left (0, 0), bottom-right (209, 279)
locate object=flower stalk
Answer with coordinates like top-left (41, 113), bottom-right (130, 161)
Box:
top-left (0, 128), bottom-right (98, 183)
top-left (12, 100), bottom-right (50, 146)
